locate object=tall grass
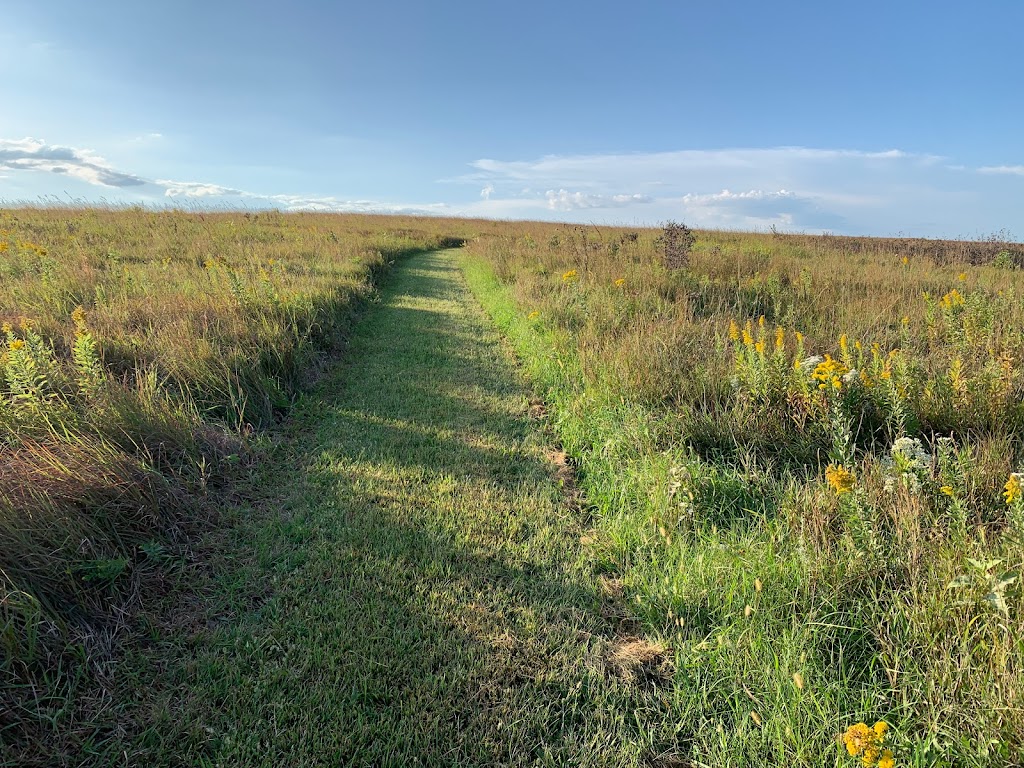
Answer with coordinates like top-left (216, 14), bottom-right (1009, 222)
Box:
top-left (0, 206), bottom-right (463, 761)
top-left (464, 223), bottom-right (1024, 766)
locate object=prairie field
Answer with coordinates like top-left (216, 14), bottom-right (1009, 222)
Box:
top-left (463, 223), bottom-right (1024, 765)
top-left (2, 207), bottom-right (1023, 766)
top-left (0, 207), bottom-right (463, 763)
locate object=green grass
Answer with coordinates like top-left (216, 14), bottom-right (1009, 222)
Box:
top-left (459, 225), bottom-right (1024, 767)
top-left (0, 208), bottom-right (463, 765)
top-left (123, 250), bottom-right (659, 766)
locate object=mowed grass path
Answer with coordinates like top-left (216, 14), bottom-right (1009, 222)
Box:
top-left (136, 250), bottom-right (648, 767)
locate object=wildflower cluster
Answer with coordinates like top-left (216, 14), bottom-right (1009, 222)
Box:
top-left (1006, 473), bottom-right (1024, 507)
top-left (811, 354), bottom-right (848, 391)
top-left (826, 464), bottom-right (857, 495)
top-left (883, 437), bottom-right (931, 495)
top-left (561, 269), bottom-right (578, 284)
top-left (727, 316), bottom-right (800, 406)
top-left (841, 721), bottom-right (894, 768)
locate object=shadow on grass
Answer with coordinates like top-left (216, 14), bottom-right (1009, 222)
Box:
top-left (136, 251), bottom-right (644, 767)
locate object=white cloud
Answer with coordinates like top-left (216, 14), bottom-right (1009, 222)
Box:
top-left (449, 146), bottom-right (1024, 235)
top-left (545, 189), bottom-right (652, 211)
top-left (0, 137), bottom-right (147, 187)
top-left (480, 184), bottom-right (494, 200)
top-left (0, 136), bottom-right (448, 216)
top-left (264, 194), bottom-right (449, 215)
top-left (678, 188), bottom-right (846, 231)
top-left (157, 180), bottom-right (245, 197)
top-left (978, 165), bottom-right (1024, 176)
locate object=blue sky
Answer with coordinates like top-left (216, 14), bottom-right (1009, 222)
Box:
top-left (2, 0), bottom-right (1022, 237)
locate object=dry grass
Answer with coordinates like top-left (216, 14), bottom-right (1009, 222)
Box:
top-left (0, 206), bottom-right (467, 763)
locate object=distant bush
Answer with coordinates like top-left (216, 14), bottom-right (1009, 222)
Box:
top-left (656, 220), bottom-right (695, 270)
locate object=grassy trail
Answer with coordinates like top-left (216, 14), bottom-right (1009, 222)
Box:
top-left (137, 250), bottom-right (648, 767)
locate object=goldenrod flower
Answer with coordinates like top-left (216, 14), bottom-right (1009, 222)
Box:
top-left (811, 355), bottom-right (849, 390)
top-left (940, 485), bottom-right (955, 496)
top-left (561, 269), bottom-right (578, 283)
top-left (528, 310), bottom-right (540, 320)
top-left (1005, 473), bottom-right (1024, 506)
top-left (901, 256), bottom-right (909, 265)
top-left (826, 464), bottom-right (856, 495)
top-left (841, 721), bottom-right (892, 766)
top-left (755, 340), bottom-right (765, 355)
top-left (728, 319), bottom-right (740, 342)
top-left (939, 289), bottom-right (964, 310)
top-left (9, 338), bottom-right (25, 351)
top-left (614, 277), bottom-right (625, 287)
top-left (958, 272), bottom-right (967, 281)
top-left (775, 326), bottom-right (785, 351)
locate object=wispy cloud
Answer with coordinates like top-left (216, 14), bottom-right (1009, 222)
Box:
top-left (2, 137), bottom-right (1020, 236)
top-left (978, 165), bottom-right (1024, 177)
top-left (1, 137), bottom-right (448, 215)
top-left (452, 146), bottom-right (1020, 235)
top-left (0, 137), bottom-right (147, 187)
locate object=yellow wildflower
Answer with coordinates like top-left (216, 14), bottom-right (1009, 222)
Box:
top-left (755, 340), bottom-right (766, 355)
top-left (561, 269), bottom-right (578, 283)
top-left (811, 355), bottom-right (849, 390)
top-left (958, 272), bottom-right (967, 281)
top-left (614, 277), bottom-right (625, 287)
top-left (758, 315), bottom-right (766, 328)
top-left (742, 328), bottom-right (754, 347)
top-left (1005, 474), bottom-right (1023, 506)
top-left (528, 311), bottom-right (540, 320)
top-left (901, 256), bottom-right (908, 265)
top-left (940, 485), bottom-right (955, 497)
top-left (728, 320), bottom-right (740, 342)
top-left (775, 326), bottom-right (785, 351)
top-left (825, 464), bottom-right (856, 495)
top-left (795, 331), bottom-right (804, 344)
top-left (939, 289), bottom-right (964, 310)
top-left (9, 338), bottom-right (25, 351)
top-left (841, 721), bottom-right (892, 766)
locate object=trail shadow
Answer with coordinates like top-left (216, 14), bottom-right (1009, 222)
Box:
top-left (156, 251), bottom-right (643, 767)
